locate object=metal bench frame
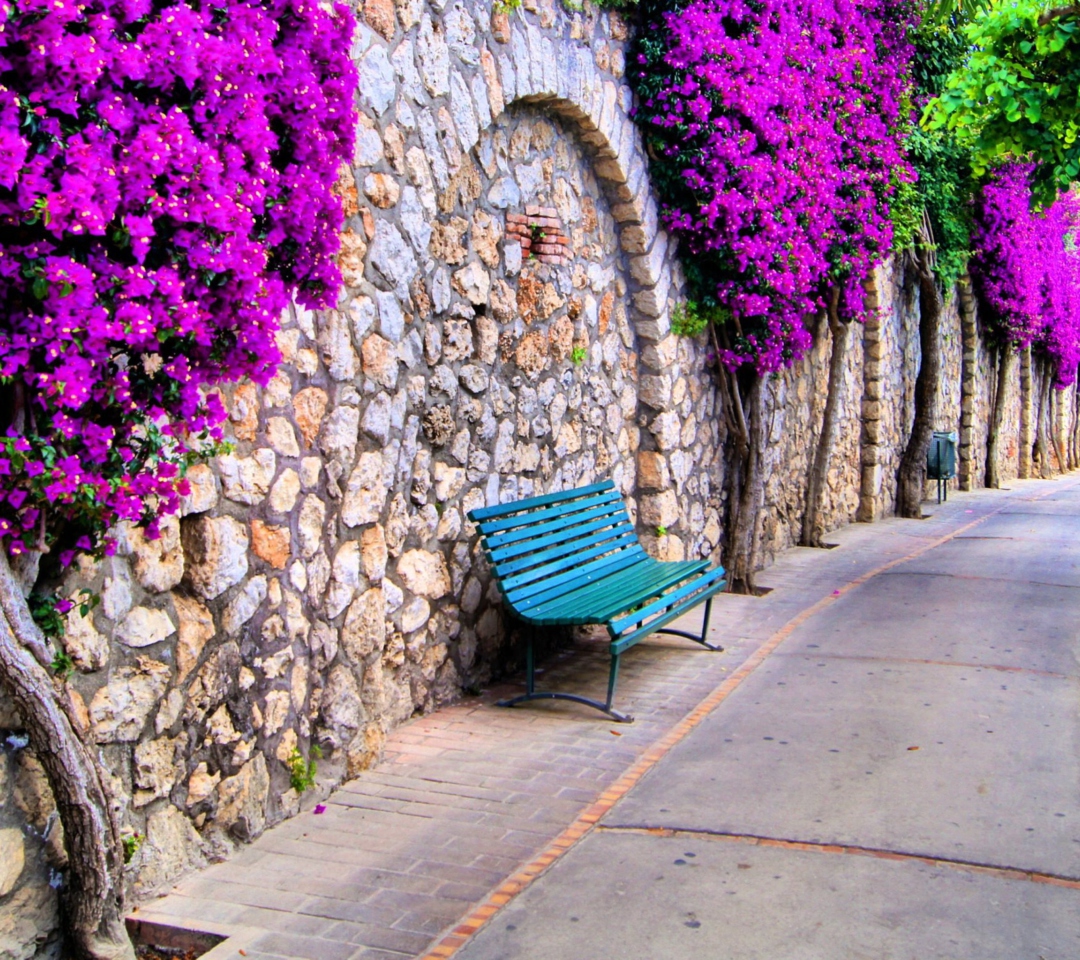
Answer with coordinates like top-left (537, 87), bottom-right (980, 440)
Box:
top-left (468, 480), bottom-right (726, 722)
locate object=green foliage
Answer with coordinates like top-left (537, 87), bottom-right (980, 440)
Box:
top-left (29, 592), bottom-right (65, 640)
top-left (922, 0), bottom-right (986, 26)
top-left (570, 346), bottom-right (587, 366)
top-left (656, 525), bottom-right (668, 536)
top-left (50, 649), bottom-right (74, 681)
top-left (287, 745), bottom-right (322, 794)
top-left (493, 0), bottom-right (520, 13)
top-left (121, 832), bottom-right (143, 865)
top-left (31, 589), bottom-right (99, 681)
top-left (892, 22), bottom-right (977, 290)
top-left (927, 0), bottom-right (1080, 208)
top-left (670, 301), bottom-right (712, 338)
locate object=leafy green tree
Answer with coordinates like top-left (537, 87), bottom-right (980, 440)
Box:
top-left (928, 0), bottom-right (1080, 207)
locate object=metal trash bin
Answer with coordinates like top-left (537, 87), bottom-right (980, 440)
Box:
top-left (927, 430), bottom-right (958, 503)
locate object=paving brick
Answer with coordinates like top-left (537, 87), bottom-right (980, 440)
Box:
top-left (178, 880), bottom-right (310, 913)
top-left (433, 880), bottom-right (494, 902)
top-left (366, 888), bottom-right (473, 918)
top-left (391, 910), bottom-right (459, 936)
top-left (250, 931), bottom-right (359, 960)
top-left (353, 949), bottom-right (414, 960)
top-left (298, 894), bottom-right (399, 924)
top-left (233, 907), bottom-right (336, 938)
top-left (407, 860), bottom-right (505, 888)
top-left (344, 867), bottom-right (443, 895)
top-left (343, 923), bottom-right (435, 954)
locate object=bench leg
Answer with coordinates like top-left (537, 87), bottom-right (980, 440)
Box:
top-left (496, 634), bottom-right (634, 723)
top-left (655, 597), bottom-right (723, 651)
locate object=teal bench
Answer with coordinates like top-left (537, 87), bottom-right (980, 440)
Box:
top-left (467, 480), bottom-right (726, 722)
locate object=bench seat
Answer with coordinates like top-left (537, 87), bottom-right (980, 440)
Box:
top-left (468, 479), bottom-right (726, 721)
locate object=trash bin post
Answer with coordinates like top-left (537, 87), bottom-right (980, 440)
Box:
top-left (926, 430), bottom-right (958, 504)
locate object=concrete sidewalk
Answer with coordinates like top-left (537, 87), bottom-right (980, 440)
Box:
top-left (458, 476), bottom-right (1080, 960)
top-left (138, 475), bottom-right (1080, 959)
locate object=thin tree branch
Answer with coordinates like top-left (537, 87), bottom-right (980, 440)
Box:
top-left (1039, 4), bottom-right (1080, 25)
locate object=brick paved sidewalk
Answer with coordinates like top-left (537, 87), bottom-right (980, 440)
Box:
top-left (135, 485), bottom-right (1027, 960)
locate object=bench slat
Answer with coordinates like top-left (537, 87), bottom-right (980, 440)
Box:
top-left (489, 526), bottom-right (638, 579)
top-left (484, 498), bottom-right (628, 550)
top-left (513, 558), bottom-right (667, 621)
top-left (469, 480), bottom-right (615, 524)
top-left (609, 566), bottom-right (727, 656)
top-left (486, 512), bottom-right (635, 566)
top-left (511, 550), bottom-right (699, 609)
top-left (496, 533), bottom-right (642, 591)
top-left (609, 564), bottom-right (729, 637)
top-left (476, 489), bottom-right (625, 538)
top-left (517, 559), bottom-right (710, 624)
top-left (503, 549), bottom-right (648, 607)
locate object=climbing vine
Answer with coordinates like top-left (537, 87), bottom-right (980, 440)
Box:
top-left (630, 0), bottom-right (914, 372)
top-left (0, 0), bottom-right (356, 569)
top-left (0, 0), bottom-right (357, 955)
top-left (970, 163), bottom-right (1080, 385)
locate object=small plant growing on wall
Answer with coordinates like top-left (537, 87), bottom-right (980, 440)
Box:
top-left (571, 346), bottom-right (588, 366)
top-left (670, 302), bottom-right (714, 338)
top-left (120, 832), bottom-right (143, 865)
top-left (288, 745), bottom-right (323, 794)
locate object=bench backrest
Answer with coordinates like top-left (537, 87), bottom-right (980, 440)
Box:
top-left (467, 480), bottom-right (648, 612)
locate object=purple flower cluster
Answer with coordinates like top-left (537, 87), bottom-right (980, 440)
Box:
top-left (971, 164), bottom-right (1080, 386)
top-left (633, 0), bottom-right (914, 372)
top-left (0, 0), bottom-right (356, 560)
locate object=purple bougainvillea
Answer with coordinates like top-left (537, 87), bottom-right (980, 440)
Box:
top-left (631, 0), bottom-right (914, 372)
top-left (972, 164), bottom-right (1080, 386)
top-left (0, 0), bottom-right (356, 562)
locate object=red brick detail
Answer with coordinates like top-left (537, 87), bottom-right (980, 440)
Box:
top-left (507, 208), bottom-right (572, 266)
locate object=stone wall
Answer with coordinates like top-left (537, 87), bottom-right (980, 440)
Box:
top-left (759, 312), bottom-right (866, 559)
top-left (0, 734), bottom-right (60, 960)
top-left (1, 2), bottom-right (723, 955)
top-left (3, 0), bottom-right (1080, 955)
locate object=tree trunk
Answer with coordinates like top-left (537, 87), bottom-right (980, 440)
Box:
top-left (1036, 363), bottom-right (1062, 477)
top-left (1049, 380), bottom-right (1067, 475)
top-left (957, 275), bottom-right (978, 490)
top-left (986, 345), bottom-right (1017, 488)
top-left (802, 294), bottom-right (848, 547)
top-left (897, 248), bottom-right (943, 519)
top-left (1072, 384), bottom-right (1080, 469)
top-left (0, 552), bottom-right (135, 960)
top-left (719, 365), bottom-right (766, 594)
top-left (1019, 345), bottom-right (1033, 479)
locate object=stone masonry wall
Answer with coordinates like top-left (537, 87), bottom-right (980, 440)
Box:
top-left (2, 1), bottom-right (1078, 955)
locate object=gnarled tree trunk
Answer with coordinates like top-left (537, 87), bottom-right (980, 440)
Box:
top-left (897, 246), bottom-right (943, 519)
top-left (986, 345), bottom-right (1017, 488)
top-left (1019, 345), bottom-right (1034, 479)
top-left (0, 552), bottom-right (134, 960)
top-left (713, 335), bottom-right (766, 594)
top-left (1036, 361), bottom-right (1063, 477)
top-left (802, 292), bottom-right (848, 547)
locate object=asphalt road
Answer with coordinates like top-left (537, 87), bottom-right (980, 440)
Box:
top-left (456, 480), bottom-right (1080, 960)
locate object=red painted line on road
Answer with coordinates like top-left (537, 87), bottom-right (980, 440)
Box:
top-left (596, 825), bottom-right (1080, 889)
top-left (417, 481), bottom-right (1077, 960)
